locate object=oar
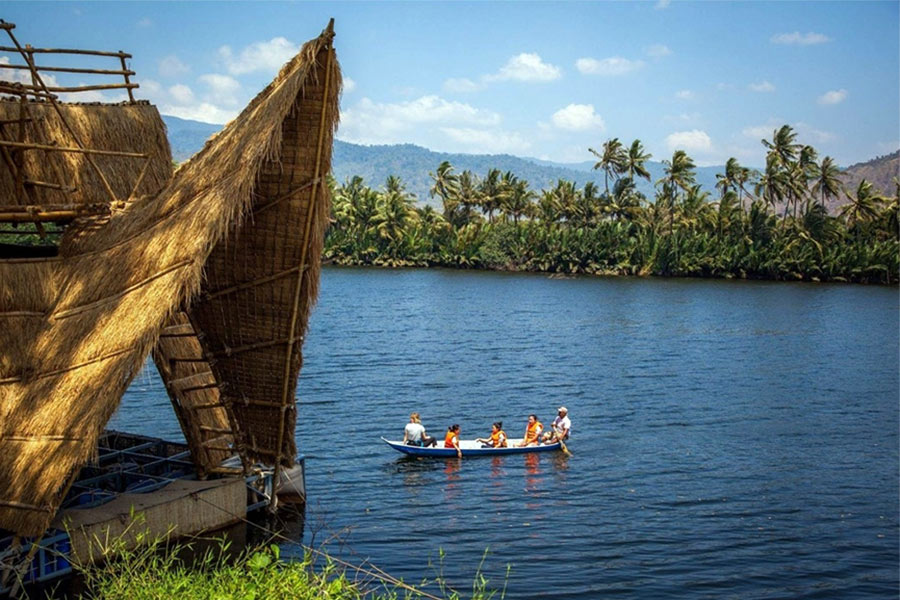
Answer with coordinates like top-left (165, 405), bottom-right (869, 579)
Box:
top-left (554, 427), bottom-right (572, 457)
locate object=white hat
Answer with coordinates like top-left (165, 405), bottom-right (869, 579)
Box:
top-left (558, 406), bottom-right (568, 413)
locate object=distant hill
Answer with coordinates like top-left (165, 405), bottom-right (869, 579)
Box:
top-left (162, 115), bottom-right (721, 205)
top-left (842, 151), bottom-right (898, 209)
top-left (163, 115), bottom-right (895, 213)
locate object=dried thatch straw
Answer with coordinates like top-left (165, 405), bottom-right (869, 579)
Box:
top-left (0, 101), bottom-right (171, 206)
top-left (0, 21), bottom-right (340, 537)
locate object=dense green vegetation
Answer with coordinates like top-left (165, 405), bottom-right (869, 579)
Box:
top-left (75, 537), bottom-right (503, 600)
top-left (326, 126), bottom-right (899, 284)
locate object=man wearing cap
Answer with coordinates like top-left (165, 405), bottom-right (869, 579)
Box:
top-left (544, 406), bottom-right (571, 443)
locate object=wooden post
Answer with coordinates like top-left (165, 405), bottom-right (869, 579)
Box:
top-left (119, 52), bottom-right (135, 103)
top-left (273, 20), bottom-right (335, 497)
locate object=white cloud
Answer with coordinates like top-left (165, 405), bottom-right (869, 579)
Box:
top-left (550, 103), bottom-right (605, 132)
top-left (794, 122), bottom-right (835, 143)
top-left (576, 56), bottom-right (645, 76)
top-left (646, 44), bottom-right (672, 58)
top-left (198, 73), bottom-right (241, 106)
top-left (664, 112), bottom-right (702, 124)
top-left (675, 89), bottom-right (694, 100)
top-left (742, 121), bottom-right (835, 144)
top-left (339, 95), bottom-right (501, 145)
top-left (440, 127), bottom-right (531, 154)
top-left (484, 53), bottom-right (561, 83)
top-left (742, 124), bottom-right (776, 139)
top-left (771, 31), bottom-right (832, 46)
top-left (343, 77), bottom-right (356, 93)
top-left (443, 77), bottom-right (482, 93)
top-left (817, 89), bottom-right (847, 105)
top-left (161, 102), bottom-right (238, 125)
top-left (168, 84), bottom-right (195, 105)
top-left (749, 80), bottom-right (776, 93)
top-left (219, 37), bottom-right (299, 75)
top-left (665, 129), bottom-right (712, 153)
top-left (656, 0), bottom-right (671, 9)
top-left (159, 54), bottom-right (190, 78)
top-left (138, 78), bottom-right (163, 96)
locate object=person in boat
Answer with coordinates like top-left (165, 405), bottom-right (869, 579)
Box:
top-left (475, 421), bottom-right (508, 449)
top-left (403, 412), bottom-right (437, 447)
top-left (516, 414), bottom-right (543, 447)
top-left (444, 424), bottom-right (462, 458)
top-left (542, 406), bottom-right (571, 443)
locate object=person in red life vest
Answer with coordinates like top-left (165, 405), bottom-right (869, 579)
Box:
top-left (444, 423), bottom-right (462, 458)
top-left (516, 414), bottom-right (543, 447)
top-left (542, 406), bottom-right (571, 443)
top-left (476, 421), bottom-right (508, 449)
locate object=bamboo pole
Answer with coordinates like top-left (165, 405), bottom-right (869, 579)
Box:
top-left (0, 63), bottom-right (136, 76)
top-left (0, 210), bottom-right (82, 223)
top-left (3, 26), bottom-right (122, 204)
top-left (10, 82), bottom-right (138, 93)
top-left (0, 140), bottom-right (148, 159)
top-left (0, 45), bottom-right (132, 58)
top-left (119, 52), bottom-right (135, 103)
top-left (274, 21), bottom-right (335, 489)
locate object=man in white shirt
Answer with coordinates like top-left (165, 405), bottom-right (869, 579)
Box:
top-left (544, 406), bottom-right (571, 443)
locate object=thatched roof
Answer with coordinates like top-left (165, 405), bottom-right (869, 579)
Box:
top-left (0, 100), bottom-right (172, 208)
top-left (0, 22), bottom-right (339, 537)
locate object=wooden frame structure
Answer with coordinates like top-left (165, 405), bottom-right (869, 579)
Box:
top-left (0, 19), bottom-right (339, 543)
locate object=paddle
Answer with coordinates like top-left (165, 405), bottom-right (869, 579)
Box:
top-left (556, 432), bottom-right (572, 457)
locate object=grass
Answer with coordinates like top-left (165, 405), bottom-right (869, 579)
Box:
top-left (71, 532), bottom-right (507, 600)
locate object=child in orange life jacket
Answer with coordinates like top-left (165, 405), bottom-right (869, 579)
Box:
top-left (444, 424), bottom-right (462, 458)
top-left (516, 414), bottom-right (543, 447)
top-left (476, 421), bottom-right (508, 449)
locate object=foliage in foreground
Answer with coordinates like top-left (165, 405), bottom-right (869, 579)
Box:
top-left (75, 536), bottom-right (505, 600)
top-left (325, 126), bottom-right (899, 284)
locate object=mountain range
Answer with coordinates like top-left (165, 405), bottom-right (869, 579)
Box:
top-left (162, 115), bottom-right (896, 212)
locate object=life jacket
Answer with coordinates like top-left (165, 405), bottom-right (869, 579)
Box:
top-left (491, 429), bottom-right (507, 447)
top-left (524, 421), bottom-right (542, 444)
top-left (444, 430), bottom-right (458, 448)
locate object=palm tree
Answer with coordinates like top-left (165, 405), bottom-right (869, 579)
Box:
top-left (840, 179), bottom-right (885, 229)
top-left (429, 161), bottom-right (460, 224)
top-left (811, 156), bottom-right (843, 211)
top-left (501, 178), bottom-right (534, 224)
top-left (624, 139), bottom-right (652, 182)
top-left (589, 138), bottom-right (628, 195)
top-left (479, 168), bottom-right (502, 223)
top-left (716, 158), bottom-right (740, 199)
top-left (762, 125), bottom-right (801, 167)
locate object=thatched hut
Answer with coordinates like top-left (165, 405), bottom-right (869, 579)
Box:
top-left (0, 20), bottom-right (339, 538)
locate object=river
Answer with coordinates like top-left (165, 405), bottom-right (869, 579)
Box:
top-left (114, 267), bottom-right (899, 599)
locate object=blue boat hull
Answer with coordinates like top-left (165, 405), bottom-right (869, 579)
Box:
top-left (381, 437), bottom-right (562, 457)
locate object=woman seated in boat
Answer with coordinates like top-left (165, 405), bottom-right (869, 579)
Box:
top-left (516, 414), bottom-right (543, 447)
top-left (475, 421), bottom-right (508, 449)
top-left (444, 424), bottom-right (462, 458)
top-left (403, 412), bottom-right (437, 447)
top-left (542, 406), bottom-right (571, 443)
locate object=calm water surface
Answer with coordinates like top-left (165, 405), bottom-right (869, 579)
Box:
top-left (115, 268), bottom-right (899, 599)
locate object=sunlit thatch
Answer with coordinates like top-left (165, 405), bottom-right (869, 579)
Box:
top-left (0, 21), bottom-right (339, 536)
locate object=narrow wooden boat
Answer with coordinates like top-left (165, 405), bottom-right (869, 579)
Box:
top-left (381, 437), bottom-right (562, 457)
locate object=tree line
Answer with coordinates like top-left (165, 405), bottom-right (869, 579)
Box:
top-left (325, 125), bottom-right (898, 284)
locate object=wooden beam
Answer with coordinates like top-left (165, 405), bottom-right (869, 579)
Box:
top-left (0, 63), bottom-right (136, 76)
top-left (0, 45), bottom-right (132, 59)
top-left (0, 140), bottom-right (147, 159)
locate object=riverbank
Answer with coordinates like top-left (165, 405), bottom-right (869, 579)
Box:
top-left (324, 219), bottom-right (899, 285)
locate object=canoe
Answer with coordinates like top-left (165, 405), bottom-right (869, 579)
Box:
top-left (381, 437), bottom-right (562, 457)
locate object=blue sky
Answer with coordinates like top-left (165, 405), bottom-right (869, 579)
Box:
top-left (3, 1), bottom-right (898, 167)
